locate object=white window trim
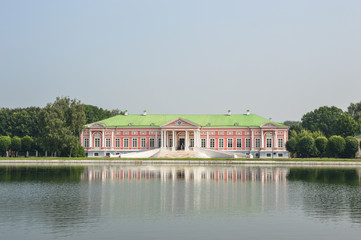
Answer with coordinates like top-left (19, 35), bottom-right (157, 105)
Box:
top-left (236, 138), bottom-right (242, 148)
top-left (124, 138), bottom-right (129, 148)
top-left (227, 138), bottom-right (233, 148)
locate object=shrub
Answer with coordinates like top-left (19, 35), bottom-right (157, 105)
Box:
top-left (315, 137), bottom-right (328, 157)
top-left (343, 136), bottom-right (359, 158)
top-left (327, 135), bottom-right (346, 158)
top-left (297, 136), bottom-right (315, 158)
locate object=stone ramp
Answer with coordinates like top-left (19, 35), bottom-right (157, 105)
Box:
top-left (151, 150), bottom-right (210, 159)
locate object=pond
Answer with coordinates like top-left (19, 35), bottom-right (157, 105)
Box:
top-left (1, 164), bottom-right (361, 240)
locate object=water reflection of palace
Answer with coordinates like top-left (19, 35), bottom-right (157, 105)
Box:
top-left (79, 166), bottom-right (290, 218)
top-left (81, 166), bottom-right (289, 183)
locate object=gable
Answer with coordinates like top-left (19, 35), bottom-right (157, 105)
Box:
top-left (88, 123), bottom-right (106, 128)
top-left (161, 118), bottom-right (200, 128)
top-left (260, 122), bottom-right (279, 128)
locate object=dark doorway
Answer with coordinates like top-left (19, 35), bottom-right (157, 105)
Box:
top-left (178, 138), bottom-right (185, 150)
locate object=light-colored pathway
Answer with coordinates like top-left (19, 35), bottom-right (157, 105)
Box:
top-left (151, 150), bottom-right (209, 158)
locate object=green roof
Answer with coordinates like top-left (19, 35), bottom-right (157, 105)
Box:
top-left (88, 114), bottom-right (286, 128)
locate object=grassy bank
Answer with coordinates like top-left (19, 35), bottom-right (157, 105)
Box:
top-left (0, 157), bottom-right (361, 162)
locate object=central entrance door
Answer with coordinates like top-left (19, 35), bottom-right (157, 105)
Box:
top-left (178, 138), bottom-right (185, 150)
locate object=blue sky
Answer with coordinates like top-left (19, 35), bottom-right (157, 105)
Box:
top-left (1, 0), bottom-right (360, 122)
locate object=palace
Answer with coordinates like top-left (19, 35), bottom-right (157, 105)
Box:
top-left (81, 111), bottom-right (289, 158)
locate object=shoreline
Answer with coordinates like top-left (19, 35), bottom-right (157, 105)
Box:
top-left (1, 158), bottom-right (361, 166)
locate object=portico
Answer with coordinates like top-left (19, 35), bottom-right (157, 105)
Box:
top-left (160, 129), bottom-right (201, 151)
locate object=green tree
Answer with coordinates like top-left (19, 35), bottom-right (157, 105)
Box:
top-left (0, 136), bottom-right (11, 157)
top-left (39, 97), bottom-right (86, 156)
top-left (21, 136), bottom-right (34, 157)
top-left (286, 138), bottom-right (297, 157)
top-left (84, 105), bottom-right (123, 124)
top-left (335, 113), bottom-right (360, 137)
top-left (11, 136), bottom-right (21, 157)
top-left (315, 136), bottom-right (328, 157)
top-left (327, 135), bottom-right (346, 158)
top-left (301, 106), bottom-right (343, 138)
top-left (297, 136), bottom-right (315, 158)
top-left (343, 136), bottom-right (359, 158)
top-left (0, 107), bottom-right (41, 137)
top-left (347, 101), bottom-right (361, 123)
top-left (283, 121), bottom-right (301, 127)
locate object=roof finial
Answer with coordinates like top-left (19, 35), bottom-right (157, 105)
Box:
top-left (227, 109), bottom-right (232, 116)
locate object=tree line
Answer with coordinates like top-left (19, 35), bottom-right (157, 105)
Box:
top-left (0, 97), bottom-right (123, 157)
top-left (284, 102), bottom-right (361, 158)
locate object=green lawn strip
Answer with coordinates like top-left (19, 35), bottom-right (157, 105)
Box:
top-left (0, 157), bottom-right (360, 162)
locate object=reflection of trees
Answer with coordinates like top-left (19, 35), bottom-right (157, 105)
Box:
top-left (0, 166), bottom-right (97, 233)
top-left (0, 166), bottom-right (85, 182)
top-left (288, 168), bottom-right (361, 224)
top-left (288, 168), bottom-right (360, 185)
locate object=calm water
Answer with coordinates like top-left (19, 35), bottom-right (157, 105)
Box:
top-left (1, 165), bottom-right (361, 240)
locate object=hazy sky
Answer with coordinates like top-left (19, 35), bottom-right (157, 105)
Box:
top-left (1, 0), bottom-right (360, 122)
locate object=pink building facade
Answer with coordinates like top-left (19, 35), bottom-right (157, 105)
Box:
top-left (81, 113), bottom-right (289, 158)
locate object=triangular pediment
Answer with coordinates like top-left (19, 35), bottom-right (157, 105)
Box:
top-left (161, 118), bottom-right (200, 128)
top-left (88, 123), bottom-right (106, 128)
top-left (260, 122), bottom-right (279, 128)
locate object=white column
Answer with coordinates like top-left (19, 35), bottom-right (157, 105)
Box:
top-left (111, 131), bottom-right (114, 149)
top-left (185, 131), bottom-right (189, 151)
top-left (165, 130), bottom-right (168, 148)
top-left (261, 129), bottom-right (264, 149)
top-left (193, 130), bottom-right (196, 148)
top-left (275, 130), bottom-right (278, 148)
top-left (102, 130), bottom-right (105, 148)
top-left (89, 130), bottom-right (92, 148)
top-left (251, 129), bottom-right (254, 151)
top-left (160, 130), bottom-right (164, 148)
top-left (155, 131), bottom-right (158, 148)
top-left (283, 131), bottom-right (286, 148)
top-left (80, 131), bottom-right (83, 146)
top-left (172, 131), bottom-right (175, 151)
top-left (197, 130), bottom-right (201, 147)
top-left (206, 131), bottom-right (209, 148)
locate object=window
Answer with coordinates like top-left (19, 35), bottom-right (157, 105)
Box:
top-left (266, 139), bottom-right (272, 148)
top-left (278, 153), bottom-right (283, 157)
top-left (201, 139), bottom-right (206, 148)
top-left (124, 138), bottom-right (129, 148)
top-left (158, 138), bottom-right (161, 148)
top-left (84, 138), bottom-right (89, 148)
top-left (246, 139), bottom-right (250, 148)
top-left (266, 153), bottom-right (271, 157)
top-left (278, 139), bottom-right (283, 148)
top-left (95, 138), bottom-right (100, 148)
top-left (210, 139), bottom-right (215, 148)
top-left (227, 139), bottom-right (233, 148)
top-left (236, 139), bottom-right (242, 148)
top-left (219, 138), bottom-right (224, 148)
top-left (94, 152), bottom-right (99, 156)
top-left (106, 138), bottom-right (111, 148)
top-left (132, 138), bottom-right (138, 148)
top-left (255, 139), bottom-right (260, 148)
top-left (141, 138), bottom-right (146, 148)
top-left (115, 138), bottom-right (120, 148)
top-left (190, 139), bottom-right (194, 147)
top-left (150, 138), bottom-right (155, 148)
top-left (169, 139), bottom-right (173, 147)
